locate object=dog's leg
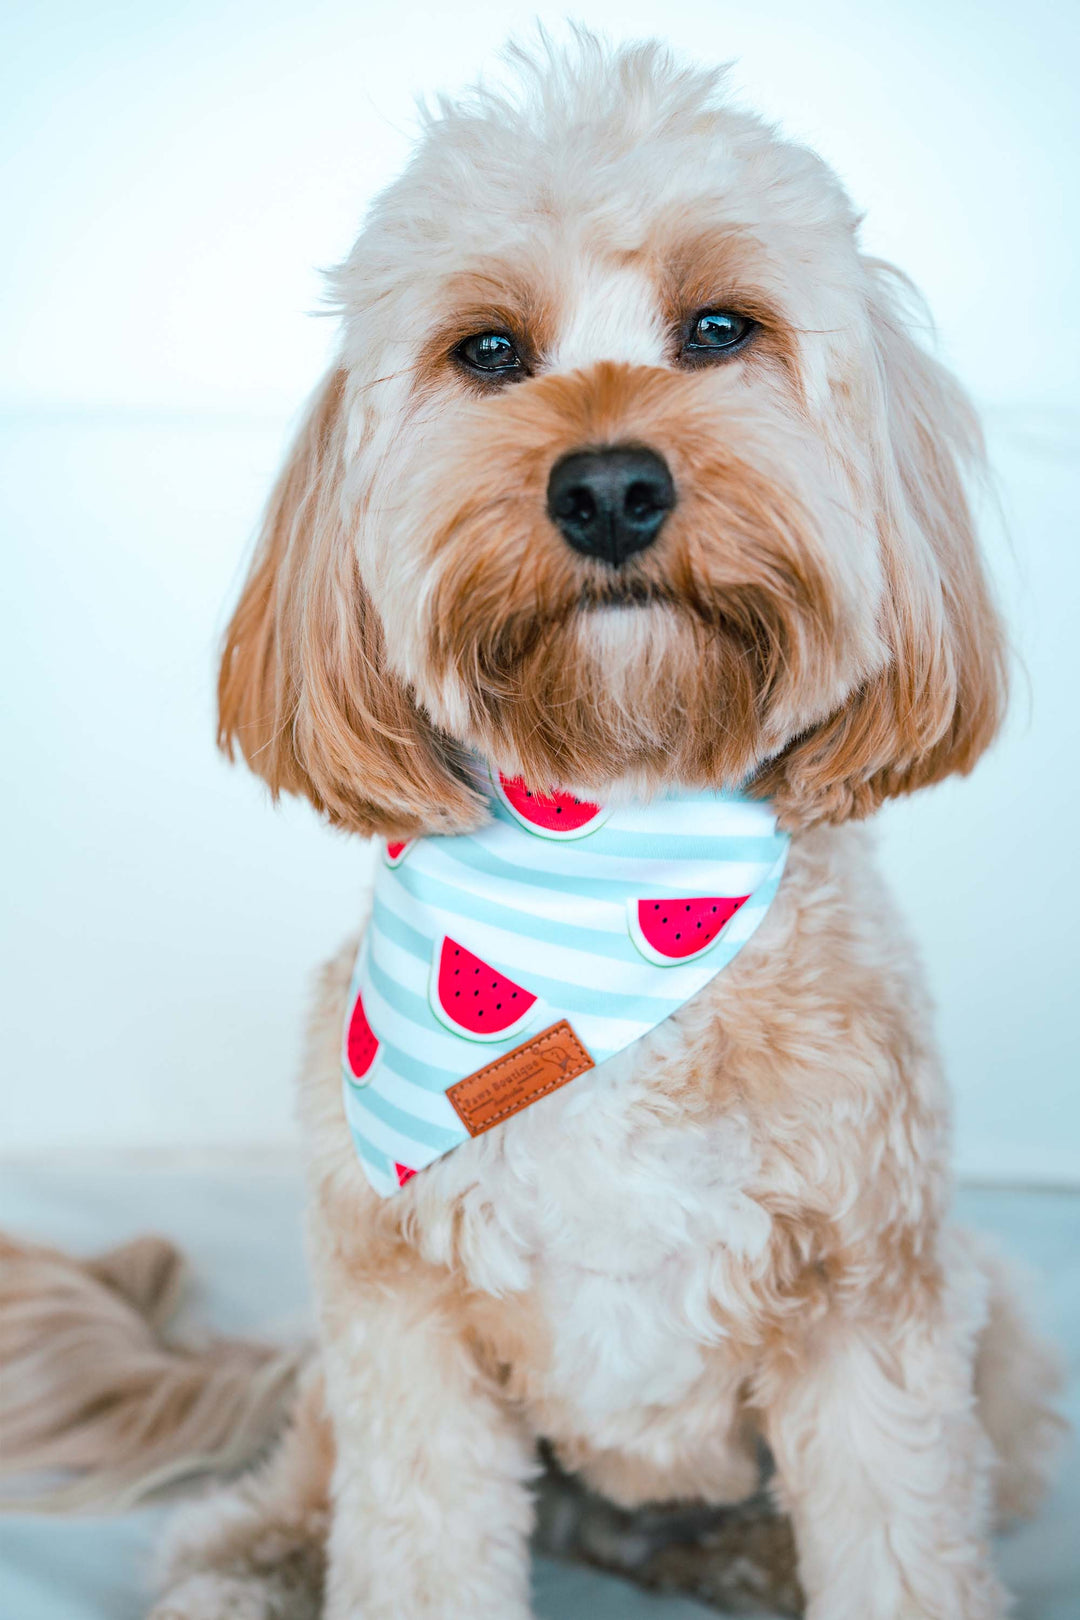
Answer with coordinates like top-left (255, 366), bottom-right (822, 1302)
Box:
top-left (315, 1239), bottom-right (537, 1620)
top-left (148, 1362), bottom-right (330, 1619)
top-left (300, 942), bottom-right (538, 1618)
top-left (760, 1234), bottom-right (1007, 1620)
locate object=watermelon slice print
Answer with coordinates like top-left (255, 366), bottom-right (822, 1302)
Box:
top-left (383, 839), bottom-right (413, 867)
top-left (628, 895), bottom-right (750, 966)
top-left (395, 1162), bottom-right (417, 1187)
top-left (493, 772), bottom-right (609, 840)
top-left (344, 988), bottom-right (381, 1083)
top-left (429, 936), bottom-right (542, 1042)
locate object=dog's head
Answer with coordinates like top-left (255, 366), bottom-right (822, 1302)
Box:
top-left (218, 37), bottom-right (1006, 836)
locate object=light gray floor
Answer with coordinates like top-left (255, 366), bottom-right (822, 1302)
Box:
top-left (0, 1168), bottom-right (1076, 1618)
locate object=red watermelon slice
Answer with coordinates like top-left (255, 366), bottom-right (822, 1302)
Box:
top-left (383, 839), bottom-right (413, 867)
top-left (345, 989), bottom-right (381, 1083)
top-left (628, 895), bottom-right (750, 966)
top-left (429, 936), bottom-right (542, 1042)
top-left (395, 1162), bottom-right (417, 1187)
top-left (494, 772), bottom-right (609, 840)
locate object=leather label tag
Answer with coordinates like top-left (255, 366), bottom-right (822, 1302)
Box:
top-left (446, 1020), bottom-right (594, 1138)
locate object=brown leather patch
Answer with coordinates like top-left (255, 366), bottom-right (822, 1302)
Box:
top-left (446, 1021), bottom-right (594, 1138)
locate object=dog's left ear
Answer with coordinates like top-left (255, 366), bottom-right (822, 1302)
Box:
top-left (759, 263), bottom-right (1008, 826)
top-left (217, 368), bottom-right (484, 838)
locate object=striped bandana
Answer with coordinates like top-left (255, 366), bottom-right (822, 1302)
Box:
top-left (341, 770), bottom-right (790, 1197)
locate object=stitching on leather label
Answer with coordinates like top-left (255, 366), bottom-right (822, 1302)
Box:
top-left (446, 1020), bottom-right (595, 1138)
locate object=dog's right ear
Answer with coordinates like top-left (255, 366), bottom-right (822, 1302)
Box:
top-left (217, 368), bottom-right (484, 837)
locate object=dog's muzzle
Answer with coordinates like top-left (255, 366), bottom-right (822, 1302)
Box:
top-left (547, 445), bottom-right (675, 567)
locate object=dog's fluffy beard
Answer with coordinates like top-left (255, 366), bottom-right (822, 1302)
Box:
top-left (362, 362), bottom-right (885, 796)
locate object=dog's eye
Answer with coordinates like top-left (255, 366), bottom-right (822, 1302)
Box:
top-left (456, 331), bottom-right (524, 377)
top-left (683, 310), bottom-right (755, 359)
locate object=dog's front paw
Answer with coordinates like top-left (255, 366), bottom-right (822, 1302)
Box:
top-left (149, 1574), bottom-right (265, 1620)
top-left (148, 1569), bottom-right (322, 1620)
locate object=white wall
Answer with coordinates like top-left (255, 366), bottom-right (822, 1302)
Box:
top-left (2, 1), bottom-right (1077, 1179)
top-left (4, 0), bottom-right (1078, 415)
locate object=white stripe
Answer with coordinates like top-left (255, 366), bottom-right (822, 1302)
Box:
top-left (377, 874), bottom-right (697, 1005)
top-left (462, 820), bottom-right (781, 892)
top-left (344, 1085), bottom-right (458, 1168)
top-left (418, 842), bottom-right (628, 932)
top-left (425, 836), bottom-right (784, 933)
top-left (355, 1056), bottom-right (465, 1133)
top-left (349, 1139), bottom-right (399, 1199)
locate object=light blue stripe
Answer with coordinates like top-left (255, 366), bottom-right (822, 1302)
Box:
top-left (349, 1079), bottom-right (464, 1151)
top-left (590, 830), bottom-right (787, 861)
top-left (433, 833), bottom-right (736, 904)
top-left (371, 904), bottom-right (684, 1024)
top-left (509, 965), bottom-right (682, 1021)
top-left (375, 1034), bottom-right (459, 1091)
top-left (742, 858), bottom-right (786, 929)
top-left (373, 893), bottom-right (431, 963)
top-left (392, 861), bottom-right (639, 960)
top-left (343, 1112), bottom-right (393, 1177)
top-left (367, 951), bottom-right (446, 1034)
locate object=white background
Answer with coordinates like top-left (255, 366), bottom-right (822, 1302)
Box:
top-left (2, 1), bottom-right (1077, 1180)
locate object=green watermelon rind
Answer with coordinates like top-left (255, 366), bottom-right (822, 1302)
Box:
top-left (383, 839), bottom-right (414, 868)
top-left (343, 990), bottom-right (382, 1087)
top-left (626, 896), bottom-right (746, 967)
top-left (428, 935), bottom-right (545, 1043)
top-left (490, 768), bottom-right (612, 842)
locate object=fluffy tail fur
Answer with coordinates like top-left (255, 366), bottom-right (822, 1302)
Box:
top-left (0, 1231), bottom-right (305, 1513)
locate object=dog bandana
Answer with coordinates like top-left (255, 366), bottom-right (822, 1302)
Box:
top-left (341, 770), bottom-right (790, 1197)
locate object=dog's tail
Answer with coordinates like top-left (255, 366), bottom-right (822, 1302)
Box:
top-left (0, 1230), bottom-right (306, 1513)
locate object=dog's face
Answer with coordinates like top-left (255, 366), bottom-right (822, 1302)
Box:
top-left (219, 41), bottom-right (1005, 836)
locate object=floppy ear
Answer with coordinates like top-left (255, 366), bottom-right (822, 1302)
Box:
top-left (758, 263), bottom-right (1008, 826)
top-left (217, 368), bottom-right (483, 836)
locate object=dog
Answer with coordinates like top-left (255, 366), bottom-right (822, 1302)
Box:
top-left (14, 33), bottom-right (1065, 1620)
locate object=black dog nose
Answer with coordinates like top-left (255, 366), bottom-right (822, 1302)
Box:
top-left (547, 446), bottom-right (675, 566)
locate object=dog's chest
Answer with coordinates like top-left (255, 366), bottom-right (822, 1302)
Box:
top-left (446, 1024), bottom-right (775, 1423)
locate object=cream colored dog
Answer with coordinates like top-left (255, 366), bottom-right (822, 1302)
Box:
top-left (137, 34), bottom-right (1064, 1620)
